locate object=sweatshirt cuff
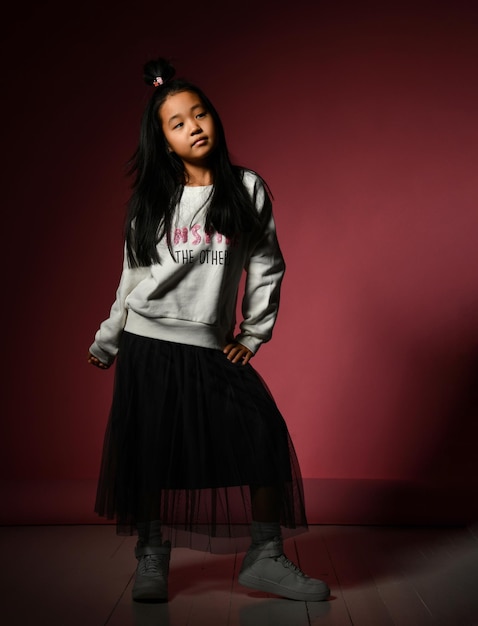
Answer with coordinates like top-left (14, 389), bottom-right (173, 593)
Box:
top-left (235, 333), bottom-right (262, 355)
top-left (88, 342), bottom-right (117, 367)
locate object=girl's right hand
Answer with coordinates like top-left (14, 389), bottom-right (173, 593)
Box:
top-left (87, 352), bottom-right (109, 370)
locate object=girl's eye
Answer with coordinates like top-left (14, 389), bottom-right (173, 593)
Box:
top-left (173, 122), bottom-right (184, 129)
top-left (196, 112), bottom-right (206, 119)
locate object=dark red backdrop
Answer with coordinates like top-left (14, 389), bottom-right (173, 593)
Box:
top-left (2, 0), bottom-right (478, 525)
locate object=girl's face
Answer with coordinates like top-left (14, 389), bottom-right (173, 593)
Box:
top-left (159, 91), bottom-right (216, 166)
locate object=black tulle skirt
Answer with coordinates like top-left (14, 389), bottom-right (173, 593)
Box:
top-left (95, 331), bottom-right (308, 551)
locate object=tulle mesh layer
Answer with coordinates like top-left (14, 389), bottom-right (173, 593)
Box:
top-left (95, 332), bottom-right (308, 551)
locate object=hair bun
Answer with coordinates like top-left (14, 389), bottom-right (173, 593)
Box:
top-left (143, 57), bottom-right (176, 87)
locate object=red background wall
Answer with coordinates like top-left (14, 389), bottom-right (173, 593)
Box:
top-left (2, 0), bottom-right (478, 525)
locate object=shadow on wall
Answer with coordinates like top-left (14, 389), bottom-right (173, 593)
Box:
top-left (417, 344), bottom-right (478, 520)
top-left (305, 340), bottom-right (478, 525)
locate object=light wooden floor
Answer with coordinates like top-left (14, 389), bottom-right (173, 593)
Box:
top-left (1, 524), bottom-right (477, 625)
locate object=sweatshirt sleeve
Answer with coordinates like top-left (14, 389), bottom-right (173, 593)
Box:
top-left (235, 178), bottom-right (286, 354)
top-left (89, 245), bottom-right (149, 366)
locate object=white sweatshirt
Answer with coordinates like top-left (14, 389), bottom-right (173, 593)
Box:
top-left (89, 171), bottom-right (285, 366)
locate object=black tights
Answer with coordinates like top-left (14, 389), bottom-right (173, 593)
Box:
top-left (250, 485), bottom-right (282, 523)
top-left (136, 484), bottom-right (283, 542)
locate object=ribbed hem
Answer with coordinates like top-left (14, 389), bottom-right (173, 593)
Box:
top-left (124, 309), bottom-right (226, 351)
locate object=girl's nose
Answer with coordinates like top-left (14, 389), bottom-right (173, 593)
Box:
top-left (190, 121), bottom-right (202, 135)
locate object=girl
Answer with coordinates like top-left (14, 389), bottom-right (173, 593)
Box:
top-left (88, 56), bottom-right (329, 604)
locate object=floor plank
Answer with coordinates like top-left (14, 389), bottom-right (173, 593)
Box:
top-left (325, 526), bottom-right (398, 626)
top-left (2, 524), bottom-right (478, 626)
top-left (0, 526), bottom-right (133, 626)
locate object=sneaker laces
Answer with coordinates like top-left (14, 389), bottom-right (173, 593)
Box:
top-left (138, 554), bottom-right (167, 576)
top-left (274, 554), bottom-right (308, 578)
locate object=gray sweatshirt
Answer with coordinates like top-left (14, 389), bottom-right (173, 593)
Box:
top-left (89, 171), bottom-right (285, 366)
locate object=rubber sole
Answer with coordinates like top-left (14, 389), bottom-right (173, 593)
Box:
top-left (132, 578), bottom-right (168, 603)
top-left (238, 571), bottom-right (330, 602)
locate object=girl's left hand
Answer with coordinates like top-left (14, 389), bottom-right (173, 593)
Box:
top-left (223, 342), bottom-right (253, 365)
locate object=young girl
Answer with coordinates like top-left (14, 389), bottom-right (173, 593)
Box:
top-left (88, 56), bottom-right (329, 604)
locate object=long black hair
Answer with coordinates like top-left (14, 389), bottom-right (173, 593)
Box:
top-left (125, 56), bottom-right (267, 267)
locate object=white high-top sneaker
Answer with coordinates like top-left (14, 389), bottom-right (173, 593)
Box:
top-left (238, 537), bottom-right (330, 601)
top-left (132, 541), bottom-right (171, 602)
